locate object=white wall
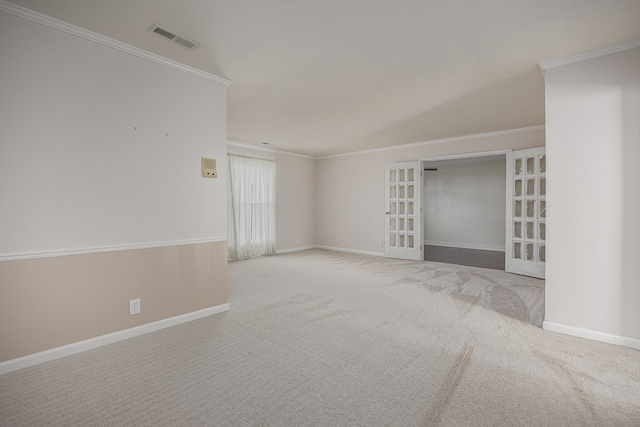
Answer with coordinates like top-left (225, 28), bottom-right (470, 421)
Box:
top-left (317, 128), bottom-right (544, 255)
top-left (424, 162), bottom-right (506, 251)
top-left (227, 143), bottom-right (317, 252)
top-left (544, 46), bottom-right (640, 347)
top-left (0, 10), bottom-right (228, 258)
top-left (0, 9), bottom-right (230, 365)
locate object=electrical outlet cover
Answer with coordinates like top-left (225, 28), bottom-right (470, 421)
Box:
top-left (130, 298), bottom-right (140, 315)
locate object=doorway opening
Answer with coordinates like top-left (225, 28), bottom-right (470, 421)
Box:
top-left (386, 147), bottom-right (545, 278)
top-left (422, 152), bottom-right (507, 270)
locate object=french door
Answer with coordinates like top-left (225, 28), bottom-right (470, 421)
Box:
top-left (384, 161), bottom-right (423, 261)
top-left (506, 147), bottom-right (546, 279)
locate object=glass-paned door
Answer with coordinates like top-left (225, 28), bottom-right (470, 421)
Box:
top-left (385, 161), bottom-right (423, 261)
top-left (506, 147), bottom-right (546, 279)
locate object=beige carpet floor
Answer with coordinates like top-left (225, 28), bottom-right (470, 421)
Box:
top-left (1, 249), bottom-right (639, 426)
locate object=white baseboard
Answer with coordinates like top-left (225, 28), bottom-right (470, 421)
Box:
top-left (543, 321), bottom-right (640, 350)
top-left (424, 240), bottom-right (505, 252)
top-left (315, 245), bottom-right (385, 257)
top-left (276, 245), bottom-right (317, 254)
top-left (0, 303), bottom-right (230, 375)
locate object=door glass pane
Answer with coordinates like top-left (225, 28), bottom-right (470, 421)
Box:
top-left (539, 155), bottom-right (546, 173)
top-left (408, 168), bottom-right (414, 182)
top-left (408, 202), bottom-right (414, 215)
top-left (391, 202), bottom-right (397, 215)
top-left (526, 221), bottom-right (535, 239)
top-left (390, 169), bottom-right (396, 183)
top-left (399, 202), bottom-right (405, 215)
top-left (514, 242), bottom-right (522, 259)
top-left (390, 186), bottom-right (397, 198)
top-left (526, 243), bottom-right (535, 261)
top-left (515, 200), bottom-right (522, 218)
top-left (539, 177), bottom-right (546, 196)
top-left (399, 234), bottom-right (405, 248)
top-left (408, 185), bottom-right (414, 198)
top-left (539, 200), bottom-right (546, 218)
top-left (408, 218), bottom-right (414, 231)
top-left (390, 218), bottom-right (396, 231)
top-left (526, 200), bottom-right (535, 218)
top-left (539, 245), bottom-right (546, 262)
top-left (526, 157), bottom-right (535, 174)
top-left (515, 180), bottom-right (523, 196)
top-left (408, 235), bottom-right (414, 248)
top-left (514, 221), bottom-right (522, 238)
top-left (514, 158), bottom-right (522, 176)
top-left (399, 217), bottom-right (405, 231)
top-left (539, 222), bottom-right (546, 240)
top-left (399, 186), bottom-right (405, 198)
top-left (390, 233), bottom-right (396, 247)
top-left (526, 178), bottom-right (535, 196)
top-left (399, 169), bottom-right (405, 183)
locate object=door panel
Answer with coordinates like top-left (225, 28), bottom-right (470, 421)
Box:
top-left (385, 162), bottom-right (423, 261)
top-left (506, 147), bottom-right (546, 278)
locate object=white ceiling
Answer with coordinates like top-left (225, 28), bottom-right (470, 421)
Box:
top-left (8, 0), bottom-right (640, 157)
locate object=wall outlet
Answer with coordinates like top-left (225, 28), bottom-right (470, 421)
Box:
top-left (130, 298), bottom-right (141, 315)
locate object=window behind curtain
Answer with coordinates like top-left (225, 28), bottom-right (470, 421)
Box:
top-left (227, 154), bottom-right (276, 259)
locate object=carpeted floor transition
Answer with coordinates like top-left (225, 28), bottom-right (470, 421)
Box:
top-left (1, 249), bottom-right (640, 426)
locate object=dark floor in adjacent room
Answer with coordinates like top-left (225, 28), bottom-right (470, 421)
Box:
top-left (424, 245), bottom-right (505, 270)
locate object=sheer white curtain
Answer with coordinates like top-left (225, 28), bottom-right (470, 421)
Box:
top-left (227, 154), bottom-right (276, 259)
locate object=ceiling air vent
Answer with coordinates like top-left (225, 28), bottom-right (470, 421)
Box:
top-left (148, 23), bottom-right (200, 50)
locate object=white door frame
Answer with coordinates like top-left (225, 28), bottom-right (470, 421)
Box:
top-left (418, 149), bottom-right (513, 163)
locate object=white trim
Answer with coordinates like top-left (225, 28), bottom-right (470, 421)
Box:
top-left (424, 240), bottom-right (505, 252)
top-left (543, 321), bottom-right (640, 351)
top-left (420, 149), bottom-right (512, 162)
top-left (276, 245), bottom-right (317, 254)
top-left (539, 38), bottom-right (640, 71)
top-left (0, 0), bottom-right (231, 87)
top-left (228, 127), bottom-right (542, 161)
top-left (0, 303), bottom-right (230, 375)
top-left (0, 238), bottom-right (228, 262)
top-left (318, 126), bottom-right (545, 160)
top-left (316, 245), bottom-right (385, 257)
top-left (227, 140), bottom-right (315, 159)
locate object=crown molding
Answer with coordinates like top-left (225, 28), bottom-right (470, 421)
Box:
top-left (227, 140), bottom-right (316, 159)
top-left (230, 126), bottom-right (544, 160)
top-left (539, 38), bottom-right (640, 71)
top-left (420, 149), bottom-right (512, 163)
top-left (0, 0), bottom-right (231, 87)
top-left (318, 125), bottom-right (545, 160)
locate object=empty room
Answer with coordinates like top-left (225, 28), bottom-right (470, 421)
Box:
top-left (1, 1), bottom-right (640, 426)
